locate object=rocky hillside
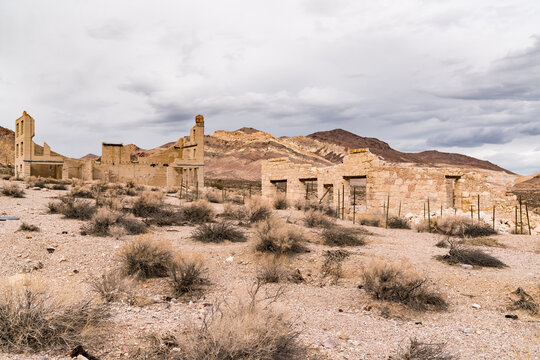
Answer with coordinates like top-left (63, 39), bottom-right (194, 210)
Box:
top-left (0, 125), bottom-right (518, 182)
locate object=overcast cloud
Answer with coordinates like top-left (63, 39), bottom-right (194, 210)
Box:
top-left (0, 0), bottom-right (539, 174)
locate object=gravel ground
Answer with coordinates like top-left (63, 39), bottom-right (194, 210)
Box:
top-left (0, 182), bottom-right (539, 360)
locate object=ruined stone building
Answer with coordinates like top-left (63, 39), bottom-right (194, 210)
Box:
top-left (14, 111), bottom-right (205, 187)
top-left (262, 148), bottom-right (518, 218)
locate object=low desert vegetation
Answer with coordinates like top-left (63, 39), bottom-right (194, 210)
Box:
top-left (321, 249), bottom-right (350, 283)
top-left (134, 282), bottom-right (307, 360)
top-left (191, 222), bottom-right (247, 243)
top-left (0, 278), bottom-right (106, 353)
top-left (389, 338), bottom-right (455, 360)
top-left (90, 270), bottom-right (134, 303)
top-left (361, 261), bottom-right (448, 312)
top-left (221, 203), bottom-right (248, 221)
top-left (245, 197), bottom-right (272, 223)
top-left (357, 214), bottom-right (384, 227)
top-left (181, 200), bottom-right (215, 224)
top-left (18, 222), bottom-right (40, 232)
top-left (437, 241), bottom-right (507, 268)
top-left (386, 216), bottom-right (411, 229)
top-left (255, 217), bottom-right (309, 255)
top-left (272, 194), bottom-right (289, 210)
top-left (168, 255), bottom-right (208, 297)
top-left (2, 184), bottom-right (25, 198)
top-left (256, 256), bottom-right (287, 284)
top-left (48, 195), bottom-right (97, 220)
top-left (70, 185), bottom-right (95, 199)
top-left (304, 209), bottom-right (334, 228)
top-left (321, 226), bottom-right (366, 246)
top-left (118, 236), bottom-right (174, 278)
top-left (510, 287), bottom-right (539, 315)
top-left (83, 208), bottom-right (146, 236)
top-left (204, 187), bottom-right (224, 203)
top-left (417, 216), bottom-right (497, 238)
top-left (132, 191), bottom-right (165, 218)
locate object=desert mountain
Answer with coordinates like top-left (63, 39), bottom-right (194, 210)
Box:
top-left (0, 125), bottom-right (518, 182)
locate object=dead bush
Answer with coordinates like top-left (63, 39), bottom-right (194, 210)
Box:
top-left (50, 184), bottom-right (67, 190)
top-left (510, 287), bottom-right (539, 315)
top-left (255, 217), bottom-right (309, 255)
top-left (70, 185), bottom-right (94, 199)
top-left (119, 236), bottom-right (174, 278)
top-left (0, 278), bottom-right (106, 353)
top-left (221, 203), bottom-right (247, 220)
top-left (90, 270), bottom-right (133, 303)
top-left (273, 194), bottom-right (289, 210)
top-left (181, 200), bottom-right (215, 224)
top-left (18, 222), bottom-right (40, 232)
top-left (322, 226), bottom-right (366, 246)
top-left (205, 188), bottom-right (223, 203)
top-left (245, 197), bottom-right (272, 223)
top-left (132, 191), bottom-right (165, 218)
top-left (321, 249), bottom-right (350, 283)
top-left (438, 241), bottom-right (507, 268)
top-left (387, 217), bottom-right (411, 229)
top-left (357, 214), bottom-right (384, 227)
top-left (304, 209), bottom-right (334, 228)
top-left (257, 256), bottom-right (287, 284)
top-left (82, 207), bottom-right (120, 236)
top-left (362, 261), bottom-right (448, 311)
top-left (389, 338), bottom-right (455, 360)
top-left (417, 216), bottom-right (497, 238)
top-left (52, 196), bottom-right (96, 220)
top-left (174, 282), bottom-right (306, 360)
top-left (2, 184), bottom-right (25, 198)
top-left (118, 214), bottom-right (147, 235)
top-left (168, 255), bottom-right (208, 297)
top-left (191, 222), bottom-right (247, 243)
top-left (150, 207), bottom-right (183, 226)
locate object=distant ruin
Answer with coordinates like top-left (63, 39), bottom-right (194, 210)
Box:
top-left (262, 148), bottom-right (518, 217)
top-left (14, 111), bottom-right (204, 188)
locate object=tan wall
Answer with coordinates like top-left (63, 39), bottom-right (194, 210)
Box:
top-left (262, 150), bottom-right (518, 219)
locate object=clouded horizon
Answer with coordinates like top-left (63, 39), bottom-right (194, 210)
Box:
top-left (1, 0), bottom-right (539, 174)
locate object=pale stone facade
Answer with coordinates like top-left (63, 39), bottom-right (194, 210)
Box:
top-left (262, 148), bottom-right (519, 218)
top-left (14, 111), bottom-right (205, 188)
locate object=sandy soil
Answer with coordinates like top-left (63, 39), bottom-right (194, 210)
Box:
top-left (0, 182), bottom-right (539, 360)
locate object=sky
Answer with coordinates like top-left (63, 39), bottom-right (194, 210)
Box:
top-left (0, 0), bottom-right (539, 175)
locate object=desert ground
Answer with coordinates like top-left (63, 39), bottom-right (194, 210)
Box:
top-left (0, 179), bottom-right (539, 360)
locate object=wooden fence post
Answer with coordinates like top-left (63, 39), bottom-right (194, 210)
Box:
top-left (427, 198), bottom-right (431, 233)
top-left (385, 194), bottom-right (390, 229)
top-left (526, 203), bottom-right (531, 235)
top-left (519, 196), bottom-right (523, 235)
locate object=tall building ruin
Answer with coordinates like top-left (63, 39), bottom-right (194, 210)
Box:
top-left (14, 111), bottom-right (205, 188)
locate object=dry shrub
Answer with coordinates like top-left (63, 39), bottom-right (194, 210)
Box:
top-left (150, 207), bottom-right (184, 226)
top-left (168, 255), bottom-right (208, 297)
top-left (181, 200), bottom-right (215, 224)
top-left (51, 184), bottom-right (67, 190)
top-left (90, 270), bottom-right (134, 303)
top-left (257, 256), bottom-right (287, 284)
top-left (389, 338), bottom-right (454, 360)
top-left (119, 236), bottom-right (174, 278)
top-left (132, 191), bottom-right (165, 218)
top-left (467, 237), bottom-right (505, 248)
top-left (417, 216), bottom-right (497, 238)
top-left (357, 214), bottom-right (384, 227)
top-left (387, 217), bottom-right (411, 229)
top-left (304, 209), bottom-right (334, 228)
top-left (118, 214), bottom-right (147, 235)
top-left (321, 249), bottom-right (350, 283)
top-left (438, 241), bottom-right (507, 268)
top-left (322, 226), bottom-right (366, 246)
top-left (18, 222), bottom-right (40, 232)
top-left (2, 184), bottom-right (25, 198)
top-left (221, 203), bottom-right (247, 220)
top-left (50, 196), bottom-right (96, 220)
top-left (82, 207), bottom-right (120, 236)
top-left (255, 217), bottom-right (309, 255)
top-left (362, 260), bottom-right (448, 312)
top-left (191, 222), bottom-right (247, 243)
top-left (174, 282), bottom-right (306, 360)
top-left (70, 185), bottom-right (94, 199)
top-left (273, 194), bottom-right (289, 210)
top-left (510, 287), bottom-right (539, 315)
top-left (0, 278), bottom-right (106, 353)
top-left (245, 197), bottom-right (272, 223)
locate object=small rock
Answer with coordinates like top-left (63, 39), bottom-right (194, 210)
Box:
top-left (38, 356), bottom-right (49, 360)
top-left (25, 235), bottom-right (32, 239)
top-left (472, 303), bottom-right (481, 309)
top-left (62, 231), bottom-right (68, 234)
top-left (32, 186), bottom-right (41, 190)
top-left (348, 340), bottom-right (360, 346)
top-left (415, 321), bottom-right (422, 325)
top-left (460, 264), bottom-right (473, 269)
top-left (225, 256), bottom-right (234, 262)
top-left (73, 269), bottom-right (79, 274)
top-left (321, 338), bottom-right (337, 349)
top-left (357, 284), bottom-right (364, 289)
top-left (463, 328), bottom-right (474, 334)
top-left (46, 246), bottom-right (56, 254)
top-left (505, 314), bottom-right (518, 320)
top-left (76, 355), bottom-right (89, 360)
